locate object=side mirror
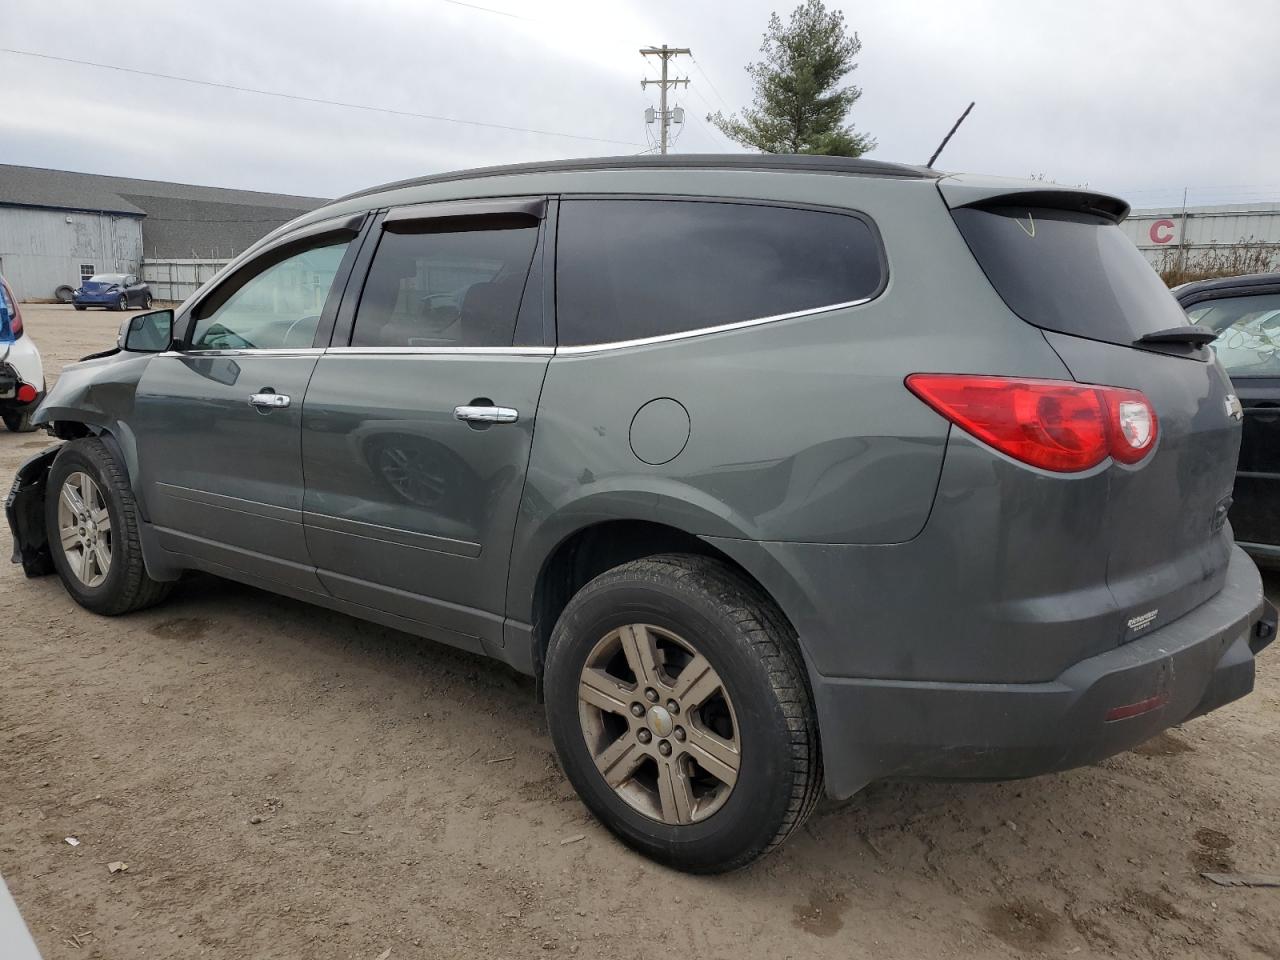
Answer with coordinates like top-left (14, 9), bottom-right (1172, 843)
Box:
top-left (119, 309), bottom-right (174, 353)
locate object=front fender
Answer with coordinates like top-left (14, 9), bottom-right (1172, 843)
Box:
top-left (5, 445), bottom-right (61, 576)
top-left (33, 351), bottom-right (153, 511)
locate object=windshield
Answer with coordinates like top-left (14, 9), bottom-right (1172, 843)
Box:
top-left (87, 274), bottom-right (126, 284)
top-left (951, 205), bottom-right (1188, 347)
top-left (1187, 292), bottom-right (1280, 377)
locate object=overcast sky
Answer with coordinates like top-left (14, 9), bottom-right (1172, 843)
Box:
top-left (3, 0), bottom-right (1277, 209)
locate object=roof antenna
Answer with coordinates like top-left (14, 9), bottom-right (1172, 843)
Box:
top-left (926, 101), bottom-right (975, 169)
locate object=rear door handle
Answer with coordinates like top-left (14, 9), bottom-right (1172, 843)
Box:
top-left (454, 405), bottom-right (519, 424)
top-left (249, 392), bottom-right (291, 409)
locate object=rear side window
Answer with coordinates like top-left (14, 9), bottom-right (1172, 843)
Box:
top-left (556, 199), bottom-right (883, 347)
top-left (1187, 292), bottom-right (1280, 377)
top-left (352, 223), bottom-right (539, 348)
top-left (951, 205), bottom-right (1188, 346)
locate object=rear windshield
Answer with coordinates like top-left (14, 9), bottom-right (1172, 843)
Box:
top-left (87, 274), bottom-right (126, 283)
top-left (951, 205), bottom-right (1187, 346)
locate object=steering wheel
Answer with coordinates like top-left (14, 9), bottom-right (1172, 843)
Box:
top-left (282, 315), bottom-right (320, 347)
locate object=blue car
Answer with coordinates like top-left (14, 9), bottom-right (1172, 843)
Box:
top-left (72, 273), bottom-right (153, 311)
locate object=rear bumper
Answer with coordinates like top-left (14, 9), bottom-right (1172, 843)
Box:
top-left (814, 545), bottom-right (1273, 798)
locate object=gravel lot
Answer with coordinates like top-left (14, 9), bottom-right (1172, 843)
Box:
top-left (2, 303), bottom-right (1278, 959)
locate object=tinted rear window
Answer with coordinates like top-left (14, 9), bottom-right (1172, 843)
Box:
top-left (556, 199), bottom-right (883, 347)
top-left (951, 206), bottom-right (1187, 345)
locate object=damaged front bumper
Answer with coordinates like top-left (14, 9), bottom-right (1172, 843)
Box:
top-left (5, 445), bottom-right (59, 577)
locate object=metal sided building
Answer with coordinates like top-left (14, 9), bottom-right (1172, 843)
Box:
top-left (1121, 201), bottom-right (1280, 270)
top-left (0, 164), bottom-right (325, 301)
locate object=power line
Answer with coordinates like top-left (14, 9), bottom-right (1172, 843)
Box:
top-left (0, 47), bottom-right (641, 148)
top-left (437, 0), bottom-right (534, 20)
top-left (689, 55), bottom-right (733, 112)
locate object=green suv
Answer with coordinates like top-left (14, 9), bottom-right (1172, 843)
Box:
top-left (8, 155), bottom-right (1274, 873)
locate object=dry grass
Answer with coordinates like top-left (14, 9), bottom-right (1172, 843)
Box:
top-left (1157, 238), bottom-right (1280, 287)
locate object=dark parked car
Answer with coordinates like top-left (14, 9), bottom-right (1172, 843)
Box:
top-left (7, 155), bottom-right (1276, 873)
top-left (1177, 272), bottom-right (1280, 563)
top-left (72, 273), bottom-right (152, 311)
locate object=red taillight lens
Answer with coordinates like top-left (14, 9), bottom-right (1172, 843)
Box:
top-left (16, 383), bottom-right (38, 404)
top-left (906, 374), bottom-right (1157, 473)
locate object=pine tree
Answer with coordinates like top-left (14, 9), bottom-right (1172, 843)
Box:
top-left (709, 0), bottom-right (875, 157)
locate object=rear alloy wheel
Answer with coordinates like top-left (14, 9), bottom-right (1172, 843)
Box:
top-left (545, 554), bottom-right (822, 873)
top-left (143, 293), bottom-right (153, 309)
top-left (46, 438), bottom-right (173, 615)
top-left (578, 624), bottom-right (740, 825)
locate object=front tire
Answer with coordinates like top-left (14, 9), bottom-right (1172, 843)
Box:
top-left (142, 293), bottom-right (153, 310)
top-left (46, 438), bottom-right (173, 615)
top-left (544, 554), bottom-right (822, 873)
top-left (114, 294), bottom-right (128, 311)
top-left (73, 304), bottom-right (86, 311)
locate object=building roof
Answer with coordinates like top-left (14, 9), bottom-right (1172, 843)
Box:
top-left (0, 164), bottom-right (327, 258)
top-left (337, 153), bottom-right (938, 203)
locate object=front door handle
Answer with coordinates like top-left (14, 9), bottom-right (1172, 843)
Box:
top-left (454, 404), bottom-right (519, 424)
top-left (249, 392), bottom-right (291, 409)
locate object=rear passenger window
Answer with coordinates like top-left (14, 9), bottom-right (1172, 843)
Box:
top-left (556, 199), bottom-right (883, 347)
top-left (352, 222), bottom-right (539, 348)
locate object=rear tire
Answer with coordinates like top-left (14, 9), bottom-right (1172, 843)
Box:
top-left (46, 438), bottom-right (173, 615)
top-left (73, 304), bottom-right (86, 311)
top-left (2, 409), bottom-right (38, 432)
top-left (544, 553), bottom-right (822, 873)
top-left (143, 293), bottom-right (153, 310)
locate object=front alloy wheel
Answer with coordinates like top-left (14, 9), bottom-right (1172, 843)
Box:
top-left (579, 624), bottom-right (741, 825)
top-left (56, 471), bottom-right (113, 587)
top-left (45, 438), bottom-right (173, 615)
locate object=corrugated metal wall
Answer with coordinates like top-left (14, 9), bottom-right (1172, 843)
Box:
top-left (139, 258), bottom-right (229, 303)
top-left (1121, 203), bottom-right (1280, 269)
top-left (0, 206), bottom-right (143, 300)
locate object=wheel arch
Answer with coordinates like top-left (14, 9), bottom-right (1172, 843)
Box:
top-left (519, 516), bottom-right (817, 702)
top-left (37, 422), bottom-right (182, 582)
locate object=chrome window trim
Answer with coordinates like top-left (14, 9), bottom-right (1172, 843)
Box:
top-left (553, 296), bottom-right (873, 355)
top-left (157, 348), bottom-right (326, 358)
top-left (322, 345), bottom-right (555, 357)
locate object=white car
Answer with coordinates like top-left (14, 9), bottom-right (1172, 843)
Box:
top-left (0, 275), bottom-right (45, 433)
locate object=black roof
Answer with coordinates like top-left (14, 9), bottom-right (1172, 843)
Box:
top-left (1174, 271), bottom-right (1280, 303)
top-left (337, 154), bottom-right (937, 204)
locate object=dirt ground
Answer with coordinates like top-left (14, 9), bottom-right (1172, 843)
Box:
top-left (2, 303), bottom-right (1278, 959)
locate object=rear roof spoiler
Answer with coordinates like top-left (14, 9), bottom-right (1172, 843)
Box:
top-left (937, 174), bottom-right (1130, 223)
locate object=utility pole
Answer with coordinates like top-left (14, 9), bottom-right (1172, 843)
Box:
top-left (640, 44), bottom-right (691, 155)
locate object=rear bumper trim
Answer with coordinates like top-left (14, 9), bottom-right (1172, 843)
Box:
top-left (815, 545), bottom-right (1269, 798)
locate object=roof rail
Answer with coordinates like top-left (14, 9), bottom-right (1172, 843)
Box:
top-left (335, 154), bottom-right (936, 204)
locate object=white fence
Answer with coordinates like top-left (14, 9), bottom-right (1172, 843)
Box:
top-left (140, 258), bottom-right (229, 303)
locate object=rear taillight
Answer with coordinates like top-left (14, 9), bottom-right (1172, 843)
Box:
top-left (906, 374), bottom-right (1158, 473)
top-left (16, 383), bottom-right (37, 404)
